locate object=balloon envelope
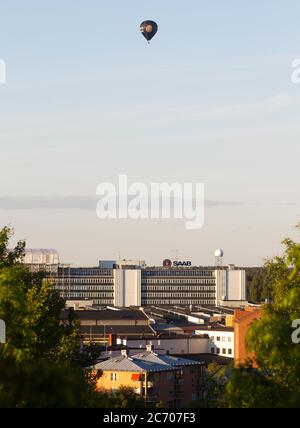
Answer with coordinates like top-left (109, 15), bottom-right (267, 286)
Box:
top-left (140, 20), bottom-right (158, 42)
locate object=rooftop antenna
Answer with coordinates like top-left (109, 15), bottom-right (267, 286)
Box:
top-left (214, 249), bottom-right (224, 268)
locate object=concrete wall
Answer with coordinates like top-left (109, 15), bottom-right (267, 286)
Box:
top-left (227, 270), bottom-right (246, 301)
top-left (114, 269), bottom-right (142, 307)
top-left (215, 268), bottom-right (247, 306)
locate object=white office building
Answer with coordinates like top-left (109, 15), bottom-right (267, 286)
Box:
top-left (24, 252), bottom-right (247, 309)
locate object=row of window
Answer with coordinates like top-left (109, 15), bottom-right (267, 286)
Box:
top-left (142, 279), bottom-right (215, 285)
top-left (144, 271), bottom-right (214, 277)
top-left (58, 269), bottom-right (113, 276)
top-left (211, 348), bottom-right (233, 355)
top-left (142, 300), bottom-right (214, 305)
top-left (142, 286), bottom-right (215, 292)
top-left (63, 293), bottom-right (114, 298)
top-left (56, 279), bottom-right (114, 285)
top-left (212, 336), bottom-right (232, 343)
top-left (56, 285), bottom-right (114, 291)
top-left (94, 300), bottom-right (113, 305)
top-left (143, 293), bottom-right (215, 298)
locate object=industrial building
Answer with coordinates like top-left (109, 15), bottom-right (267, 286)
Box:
top-left (23, 250), bottom-right (247, 309)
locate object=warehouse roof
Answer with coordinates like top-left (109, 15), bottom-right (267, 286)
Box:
top-left (61, 308), bottom-right (148, 321)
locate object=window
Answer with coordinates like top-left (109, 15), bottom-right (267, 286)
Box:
top-left (217, 348), bottom-right (220, 354)
top-left (222, 337), bottom-right (226, 342)
top-left (228, 337), bottom-right (232, 342)
top-left (110, 373), bottom-right (118, 382)
top-left (228, 349), bottom-right (232, 355)
top-left (216, 337), bottom-right (220, 342)
top-left (211, 348), bottom-right (215, 354)
top-left (222, 349), bottom-right (226, 354)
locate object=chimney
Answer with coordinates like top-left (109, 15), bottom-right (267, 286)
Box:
top-left (146, 343), bottom-right (154, 353)
top-left (109, 333), bottom-right (117, 347)
top-left (121, 349), bottom-right (128, 358)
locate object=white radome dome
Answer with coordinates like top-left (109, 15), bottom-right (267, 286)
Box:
top-left (214, 249), bottom-right (224, 258)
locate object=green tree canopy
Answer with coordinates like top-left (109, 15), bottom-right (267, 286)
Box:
top-left (225, 225), bottom-right (300, 408)
top-left (0, 226), bottom-right (97, 407)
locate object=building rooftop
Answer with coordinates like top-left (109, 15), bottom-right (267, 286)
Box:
top-left (132, 351), bottom-right (204, 367)
top-left (92, 351), bottom-right (204, 372)
top-left (92, 355), bottom-right (174, 373)
top-left (195, 326), bottom-right (234, 333)
top-left (80, 325), bottom-right (155, 337)
top-left (61, 308), bottom-right (148, 322)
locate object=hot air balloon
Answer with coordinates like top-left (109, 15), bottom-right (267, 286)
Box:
top-left (140, 20), bottom-right (158, 44)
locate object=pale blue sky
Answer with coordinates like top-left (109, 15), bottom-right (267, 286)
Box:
top-left (0, 1), bottom-right (300, 266)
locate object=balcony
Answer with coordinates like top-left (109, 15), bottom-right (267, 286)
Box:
top-left (142, 381), bottom-right (154, 388)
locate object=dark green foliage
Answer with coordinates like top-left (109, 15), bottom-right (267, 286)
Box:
top-left (189, 363), bottom-right (229, 408)
top-left (225, 226), bottom-right (300, 408)
top-left (245, 267), bottom-right (274, 303)
top-left (0, 226), bottom-right (146, 408)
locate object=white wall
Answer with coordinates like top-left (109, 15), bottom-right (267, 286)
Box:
top-left (215, 268), bottom-right (247, 306)
top-left (114, 269), bottom-right (141, 307)
top-left (215, 270), bottom-right (227, 305)
top-left (227, 270), bottom-right (246, 301)
top-left (195, 329), bottom-right (234, 358)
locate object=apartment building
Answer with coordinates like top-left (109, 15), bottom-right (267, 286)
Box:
top-left (92, 347), bottom-right (205, 407)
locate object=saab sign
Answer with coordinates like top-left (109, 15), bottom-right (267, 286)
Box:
top-left (173, 261), bottom-right (192, 267)
top-left (0, 319), bottom-right (5, 343)
top-left (163, 259), bottom-right (192, 267)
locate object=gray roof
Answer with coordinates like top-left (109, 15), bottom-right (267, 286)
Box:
top-left (90, 351), bottom-right (204, 373)
top-left (92, 355), bottom-right (174, 373)
top-left (132, 351), bottom-right (204, 367)
top-left (80, 325), bottom-right (155, 336)
top-left (61, 308), bottom-right (147, 321)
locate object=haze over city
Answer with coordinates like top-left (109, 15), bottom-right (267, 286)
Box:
top-left (0, 0), bottom-right (300, 266)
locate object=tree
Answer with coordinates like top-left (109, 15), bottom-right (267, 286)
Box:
top-left (0, 226), bottom-right (25, 268)
top-left (190, 363), bottom-right (229, 408)
top-left (0, 227), bottom-right (80, 364)
top-left (246, 267), bottom-right (273, 303)
top-left (225, 225), bottom-right (300, 408)
top-left (0, 226), bottom-right (99, 407)
top-left (0, 226), bottom-right (147, 408)
top-left (98, 386), bottom-right (145, 409)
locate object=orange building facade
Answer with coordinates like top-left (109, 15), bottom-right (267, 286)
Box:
top-left (233, 306), bottom-right (262, 367)
top-left (93, 350), bottom-right (205, 407)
